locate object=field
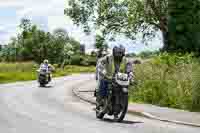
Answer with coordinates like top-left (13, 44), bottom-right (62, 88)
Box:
top-left (0, 62), bottom-right (95, 83)
top-left (129, 53), bottom-right (200, 111)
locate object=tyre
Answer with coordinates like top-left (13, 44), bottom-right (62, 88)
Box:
top-left (96, 109), bottom-right (105, 119)
top-left (114, 94), bottom-right (128, 122)
top-left (39, 75), bottom-right (46, 87)
top-left (40, 83), bottom-right (45, 87)
top-left (96, 98), bottom-right (105, 119)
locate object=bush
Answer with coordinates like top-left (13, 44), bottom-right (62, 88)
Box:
top-left (85, 56), bottom-right (97, 66)
top-left (130, 53), bottom-right (200, 111)
top-left (191, 62), bottom-right (200, 111)
top-left (70, 55), bottom-right (83, 65)
top-left (70, 55), bottom-right (96, 66)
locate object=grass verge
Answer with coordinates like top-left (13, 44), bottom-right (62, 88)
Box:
top-left (129, 53), bottom-right (200, 112)
top-left (0, 62), bottom-right (95, 83)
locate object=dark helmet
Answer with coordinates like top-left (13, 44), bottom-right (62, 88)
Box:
top-left (112, 45), bottom-right (125, 58)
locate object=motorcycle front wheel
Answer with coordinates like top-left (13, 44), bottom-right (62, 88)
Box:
top-left (114, 94), bottom-right (128, 122)
top-left (38, 75), bottom-right (47, 87)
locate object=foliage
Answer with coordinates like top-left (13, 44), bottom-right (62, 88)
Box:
top-left (0, 18), bottom-right (81, 65)
top-left (130, 53), bottom-right (200, 111)
top-left (168, 0), bottom-right (200, 53)
top-left (65, 0), bottom-right (167, 47)
top-left (96, 34), bottom-right (108, 49)
top-left (126, 53), bottom-right (136, 57)
top-left (81, 55), bottom-right (97, 66)
top-left (70, 55), bottom-right (83, 65)
top-left (191, 62), bottom-right (200, 111)
top-left (138, 50), bottom-right (159, 58)
top-left (0, 62), bottom-right (95, 83)
top-left (95, 34), bottom-right (108, 57)
top-left (54, 65), bottom-right (95, 77)
top-left (70, 55), bottom-right (97, 66)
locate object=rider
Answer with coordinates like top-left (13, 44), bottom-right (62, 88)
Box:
top-left (39, 59), bottom-right (55, 81)
top-left (96, 50), bottom-right (108, 80)
top-left (96, 45), bottom-right (134, 117)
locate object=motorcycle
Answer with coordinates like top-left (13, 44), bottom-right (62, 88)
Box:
top-left (95, 72), bottom-right (130, 122)
top-left (37, 68), bottom-right (51, 87)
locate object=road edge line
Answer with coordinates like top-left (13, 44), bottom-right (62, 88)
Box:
top-left (72, 87), bottom-right (200, 127)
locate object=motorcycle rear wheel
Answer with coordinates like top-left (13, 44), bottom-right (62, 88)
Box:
top-left (96, 109), bottom-right (105, 119)
top-left (96, 98), bottom-right (106, 119)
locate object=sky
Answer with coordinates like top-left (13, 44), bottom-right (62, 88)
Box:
top-left (0, 0), bottom-right (163, 54)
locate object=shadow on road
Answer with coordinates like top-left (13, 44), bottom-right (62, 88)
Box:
top-left (102, 118), bottom-right (143, 125)
top-left (38, 85), bottom-right (52, 88)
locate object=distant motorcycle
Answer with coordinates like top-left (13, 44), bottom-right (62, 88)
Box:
top-left (95, 72), bottom-right (130, 122)
top-left (37, 68), bottom-right (51, 87)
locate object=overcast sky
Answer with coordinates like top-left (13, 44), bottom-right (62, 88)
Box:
top-left (0, 0), bottom-right (163, 54)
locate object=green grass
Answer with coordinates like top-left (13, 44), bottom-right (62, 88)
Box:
top-left (54, 65), bottom-right (96, 77)
top-left (0, 62), bottom-right (95, 83)
top-left (129, 53), bottom-right (200, 111)
top-left (0, 72), bottom-right (36, 83)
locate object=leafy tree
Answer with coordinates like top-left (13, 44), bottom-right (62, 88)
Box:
top-left (95, 34), bottom-right (108, 57)
top-left (0, 18), bottom-right (82, 65)
top-left (168, 0), bottom-right (200, 53)
top-left (68, 37), bottom-right (81, 54)
top-left (53, 28), bottom-right (69, 39)
top-left (19, 18), bottom-right (32, 39)
top-left (65, 0), bottom-right (167, 48)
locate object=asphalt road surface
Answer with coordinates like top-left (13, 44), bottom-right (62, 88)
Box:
top-left (0, 74), bottom-right (199, 133)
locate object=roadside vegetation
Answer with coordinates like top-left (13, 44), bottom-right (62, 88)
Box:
top-left (0, 62), bottom-right (95, 83)
top-left (0, 18), bottom-right (96, 84)
top-left (1, 0), bottom-right (200, 113)
top-left (130, 53), bottom-right (200, 112)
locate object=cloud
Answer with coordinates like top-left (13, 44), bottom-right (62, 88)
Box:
top-left (0, 0), bottom-right (23, 7)
top-left (0, 0), bottom-right (163, 53)
top-left (0, 0), bottom-right (96, 49)
top-left (48, 15), bottom-right (95, 49)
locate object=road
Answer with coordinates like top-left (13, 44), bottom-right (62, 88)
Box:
top-left (0, 74), bottom-right (199, 133)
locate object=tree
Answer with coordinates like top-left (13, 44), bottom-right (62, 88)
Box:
top-left (52, 28), bottom-right (81, 66)
top-left (68, 37), bottom-right (81, 54)
top-left (19, 18), bottom-right (32, 37)
top-left (168, 0), bottom-right (200, 53)
top-left (1, 18), bottom-right (82, 64)
top-left (95, 34), bottom-right (108, 58)
top-left (53, 28), bottom-right (69, 40)
top-left (65, 0), bottom-right (167, 48)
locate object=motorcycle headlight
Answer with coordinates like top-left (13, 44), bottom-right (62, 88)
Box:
top-left (115, 73), bottom-right (130, 86)
top-left (116, 73), bottom-right (128, 81)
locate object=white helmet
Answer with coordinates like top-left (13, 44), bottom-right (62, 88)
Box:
top-left (43, 59), bottom-right (49, 64)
